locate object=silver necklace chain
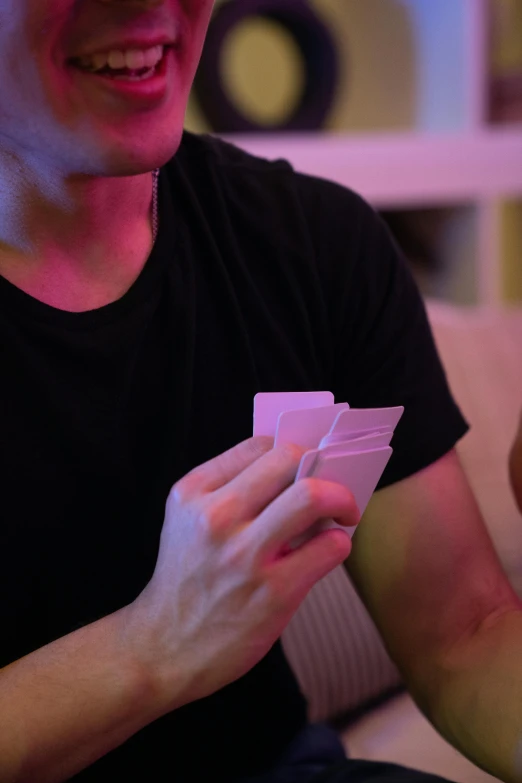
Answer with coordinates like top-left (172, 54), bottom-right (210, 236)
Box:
top-left (152, 168), bottom-right (160, 244)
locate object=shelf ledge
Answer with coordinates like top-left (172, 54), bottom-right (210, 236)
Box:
top-left (223, 129), bottom-right (522, 208)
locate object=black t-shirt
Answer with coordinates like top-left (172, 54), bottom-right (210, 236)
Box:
top-left (0, 133), bottom-right (467, 781)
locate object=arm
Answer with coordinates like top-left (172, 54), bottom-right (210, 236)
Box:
top-left (0, 608), bottom-right (176, 783)
top-left (347, 448), bottom-right (522, 783)
top-left (0, 438), bottom-right (357, 782)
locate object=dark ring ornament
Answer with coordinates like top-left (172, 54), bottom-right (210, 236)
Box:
top-left (193, 0), bottom-right (340, 133)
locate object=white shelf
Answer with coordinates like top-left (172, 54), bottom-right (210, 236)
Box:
top-left (225, 129), bottom-right (522, 208)
top-left (215, 0), bottom-right (522, 307)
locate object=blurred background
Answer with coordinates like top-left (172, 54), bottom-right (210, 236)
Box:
top-left (185, 0), bottom-right (522, 307)
top-left (184, 5), bottom-right (522, 781)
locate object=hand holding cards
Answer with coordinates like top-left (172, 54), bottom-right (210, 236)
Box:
top-left (254, 392), bottom-right (404, 546)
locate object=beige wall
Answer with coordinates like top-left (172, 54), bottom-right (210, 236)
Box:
top-left (491, 0), bottom-right (522, 71)
top-left (185, 0), bottom-right (417, 133)
top-left (501, 201), bottom-right (522, 302)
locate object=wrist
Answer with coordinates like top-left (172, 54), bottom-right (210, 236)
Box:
top-left (116, 597), bottom-right (194, 718)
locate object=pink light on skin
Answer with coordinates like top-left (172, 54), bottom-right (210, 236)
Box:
top-left (0, 0), bottom-right (215, 313)
top-left (68, 45), bottom-right (174, 110)
top-left (0, 0), bottom-right (215, 177)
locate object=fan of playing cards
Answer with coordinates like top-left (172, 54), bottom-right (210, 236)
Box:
top-left (253, 392), bottom-right (404, 544)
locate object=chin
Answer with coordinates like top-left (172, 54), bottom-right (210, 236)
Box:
top-left (110, 134), bottom-right (184, 175)
top-left (77, 121), bottom-right (185, 177)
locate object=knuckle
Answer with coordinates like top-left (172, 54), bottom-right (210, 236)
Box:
top-left (198, 503), bottom-right (223, 537)
top-left (170, 468), bottom-right (205, 505)
top-left (197, 497), bottom-right (237, 544)
top-left (168, 477), bottom-right (192, 507)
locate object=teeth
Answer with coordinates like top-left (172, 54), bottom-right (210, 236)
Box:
top-left (125, 50), bottom-right (145, 70)
top-left (77, 45), bottom-right (164, 73)
top-left (144, 47), bottom-right (162, 68)
top-left (92, 52), bottom-right (109, 71)
top-left (108, 50), bottom-right (126, 70)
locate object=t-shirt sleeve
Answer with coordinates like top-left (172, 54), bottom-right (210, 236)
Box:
top-left (295, 173), bottom-right (469, 489)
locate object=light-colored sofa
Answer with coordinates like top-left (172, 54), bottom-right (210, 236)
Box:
top-left (281, 302), bottom-right (522, 783)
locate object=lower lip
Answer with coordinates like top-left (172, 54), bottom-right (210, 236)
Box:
top-left (71, 47), bottom-right (172, 107)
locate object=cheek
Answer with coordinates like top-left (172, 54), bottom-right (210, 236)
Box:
top-left (2, 8), bottom-right (66, 123)
top-left (23, 54), bottom-right (70, 127)
top-left (3, 46), bottom-right (89, 148)
top-left (0, 47), bottom-right (46, 127)
top-left (181, 0), bottom-right (214, 55)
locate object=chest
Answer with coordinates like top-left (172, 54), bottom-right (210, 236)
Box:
top-left (0, 255), bottom-right (332, 658)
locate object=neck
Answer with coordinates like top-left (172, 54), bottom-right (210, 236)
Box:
top-left (0, 150), bottom-right (156, 312)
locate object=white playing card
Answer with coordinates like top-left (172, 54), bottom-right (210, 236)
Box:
top-left (253, 392), bottom-right (334, 437)
top-left (275, 403), bottom-right (349, 450)
top-left (295, 449), bottom-right (321, 481)
top-left (319, 427), bottom-right (390, 449)
top-left (291, 447), bottom-right (393, 548)
top-left (319, 430), bottom-right (393, 455)
top-left (312, 447), bottom-right (393, 513)
top-left (324, 407), bottom-right (404, 445)
top-left (295, 431), bottom-right (392, 481)
top-left (253, 393), bottom-right (404, 550)
top-left (314, 446), bottom-right (393, 515)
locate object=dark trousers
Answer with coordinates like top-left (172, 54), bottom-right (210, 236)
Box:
top-left (310, 759), bottom-right (457, 783)
top-left (241, 725), bottom-right (456, 783)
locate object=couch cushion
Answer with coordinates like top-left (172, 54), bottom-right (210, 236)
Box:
top-left (341, 692), bottom-right (499, 783)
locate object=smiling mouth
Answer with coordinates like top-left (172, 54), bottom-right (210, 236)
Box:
top-left (70, 44), bottom-right (170, 82)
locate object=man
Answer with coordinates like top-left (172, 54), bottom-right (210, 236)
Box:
top-left (0, 1), bottom-right (521, 781)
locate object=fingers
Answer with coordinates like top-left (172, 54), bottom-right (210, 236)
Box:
top-left (245, 478), bottom-right (360, 558)
top-left (177, 437), bottom-right (275, 495)
top-left (210, 442), bottom-right (306, 520)
top-left (173, 439), bottom-right (359, 580)
top-left (274, 528), bottom-right (352, 598)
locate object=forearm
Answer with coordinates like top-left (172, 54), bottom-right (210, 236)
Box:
top-left (0, 605), bottom-right (178, 783)
top-left (417, 604), bottom-right (522, 783)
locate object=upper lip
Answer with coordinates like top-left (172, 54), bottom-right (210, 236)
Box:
top-left (70, 36), bottom-right (176, 60)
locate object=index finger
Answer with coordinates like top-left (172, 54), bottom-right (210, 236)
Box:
top-left (181, 436), bottom-right (274, 494)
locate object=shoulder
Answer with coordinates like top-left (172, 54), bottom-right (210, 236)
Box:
top-left (167, 132), bottom-right (372, 225)
top-left (166, 133), bottom-right (381, 291)
top-left (163, 132), bottom-right (405, 313)
top-left (176, 131), bottom-right (290, 173)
